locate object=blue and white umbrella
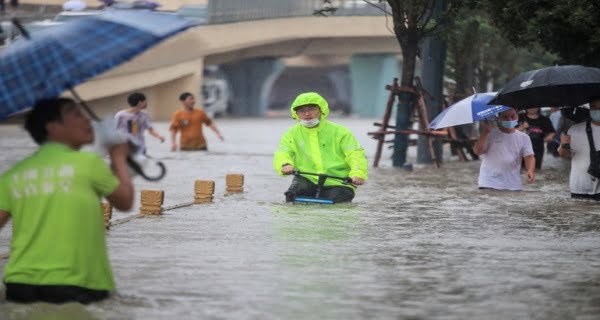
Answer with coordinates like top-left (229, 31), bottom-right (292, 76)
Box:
top-left (428, 92), bottom-right (510, 130)
top-left (0, 9), bottom-right (194, 120)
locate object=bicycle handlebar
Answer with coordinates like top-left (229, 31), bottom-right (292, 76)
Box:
top-left (293, 170), bottom-right (353, 184)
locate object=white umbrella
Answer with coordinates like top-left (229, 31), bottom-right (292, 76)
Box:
top-left (428, 92), bottom-right (510, 130)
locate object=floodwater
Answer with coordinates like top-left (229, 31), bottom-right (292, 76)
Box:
top-left (1, 117), bottom-right (599, 320)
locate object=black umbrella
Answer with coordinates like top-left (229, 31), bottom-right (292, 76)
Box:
top-left (488, 65), bottom-right (600, 109)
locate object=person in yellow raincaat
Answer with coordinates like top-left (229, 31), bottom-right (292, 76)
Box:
top-left (273, 92), bottom-right (368, 203)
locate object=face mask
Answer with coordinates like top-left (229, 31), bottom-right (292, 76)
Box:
top-left (300, 118), bottom-right (320, 128)
top-left (591, 110), bottom-right (600, 121)
top-left (498, 120), bottom-right (518, 129)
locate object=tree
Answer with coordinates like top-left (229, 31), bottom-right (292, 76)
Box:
top-left (321, 0), bottom-right (465, 165)
top-left (445, 4), bottom-right (556, 97)
top-left (320, 0), bottom-right (464, 85)
top-left (382, 0), bottom-right (463, 87)
top-left (487, 0), bottom-right (600, 65)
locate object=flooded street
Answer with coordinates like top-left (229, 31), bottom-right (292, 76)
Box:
top-left (1, 117), bottom-right (599, 319)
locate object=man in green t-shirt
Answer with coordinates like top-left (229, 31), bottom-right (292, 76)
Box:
top-left (0, 98), bottom-right (134, 304)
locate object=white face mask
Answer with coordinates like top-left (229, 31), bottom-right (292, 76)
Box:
top-left (300, 118), bottom-right (320, 127)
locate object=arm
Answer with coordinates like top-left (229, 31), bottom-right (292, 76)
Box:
top-left (105, 143), bottom-right (134, 211)
top-left (148, 127), bottom-right (165, 143)
top-left (273, 131), bottom-right (295, 175)
top-left (170, 130), bottom-right (178, 151)
top-left (543, 118), bottom-right (556, 142)
top-left (341, 131), bottom-right (368, 185)
top-left (523, 154), bottom-right (536, 183)
top-left (208, 123), bottom-right (224, 141)
top-left (169, 113), bottom-right (179, 151)
top-left (544, 132), bottom-right (556, 143)
top-left (0, 210), bottom-right (9, 232)
top-left (558, 133), bottom-right (571, 159)
top-left (346, 148), bottom-right (367, 185)
top-left (473, 121), bottom-right (492, 155)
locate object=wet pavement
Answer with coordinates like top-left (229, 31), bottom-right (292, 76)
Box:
top-left (1, 117), bottom-right (599, 320)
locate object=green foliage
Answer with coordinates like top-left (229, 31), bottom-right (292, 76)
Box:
top-left (445, 3), bottom-right (556, 96)
top-left (487, 0), bottom-right (600, 65)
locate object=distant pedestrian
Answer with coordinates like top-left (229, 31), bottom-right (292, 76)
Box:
top-left (170, 92), bottom-right (224, 151)
top-left (518, 108), bottom-right (555, 169)
top-left (115, 93), bottom-right (165, 153)
top-left (474, 108), bottom-right (535, 190)
top-left (546, 107), bottom-right (562, 156)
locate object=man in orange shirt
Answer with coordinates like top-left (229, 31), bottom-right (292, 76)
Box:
top-left (170, 92), bottom-right (224, 151)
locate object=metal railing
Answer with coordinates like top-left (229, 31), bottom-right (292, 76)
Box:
top-left (0, 0), bottom-right (389, 48)
top-left (206, 0), bottom-right (388, 24)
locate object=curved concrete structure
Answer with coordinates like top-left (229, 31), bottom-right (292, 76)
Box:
top-left (69, 16), bottom-right (400, 119)
top-left (7, 4), bottom-right (400, 119)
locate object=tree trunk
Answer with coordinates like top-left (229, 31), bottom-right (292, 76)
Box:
top-left (399, 41), bottom-right (418, 87)
top-left (392, 40), bottom-right (418, 166)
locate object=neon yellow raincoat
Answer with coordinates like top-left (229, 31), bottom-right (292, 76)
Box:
top-left (273, 92), bottom-right (368, 189)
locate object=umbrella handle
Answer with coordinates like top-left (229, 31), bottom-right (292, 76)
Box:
top-left (127, 153), bottom-right (167, 181)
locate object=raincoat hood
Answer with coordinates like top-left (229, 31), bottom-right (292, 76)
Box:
top-left (290, 92), bottom-right (330, 121)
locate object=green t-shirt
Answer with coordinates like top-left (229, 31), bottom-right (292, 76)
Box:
top-left (0, 143), bottom-right (119, 290)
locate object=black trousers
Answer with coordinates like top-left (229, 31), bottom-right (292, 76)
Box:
top-left (5, 283), bottom-right (109, 304)
top-left (180, 146), bottom-right (207, 151)
top-left (532, 142), bottom-right (545, 169)
top-left (285, 175), bottom-right (354, 203)
top-left (571, 193), bottom-right (600, 201)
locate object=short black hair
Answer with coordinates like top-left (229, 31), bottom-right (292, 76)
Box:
top-left (127, 92), bottom-right (146, 107)
top-left (24, 98), bottom-right (76, 145)
top-left (179, 92), bottom-right (193, 101)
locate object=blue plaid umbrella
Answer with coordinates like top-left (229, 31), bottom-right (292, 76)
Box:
top-left (0, 9), bottom-right (193, 120)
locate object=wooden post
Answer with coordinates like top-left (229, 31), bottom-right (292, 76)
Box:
top-left (194, 180), bottom-right (215, 204)
top-left (415, 92), bottom-right (440, 168)
top-left (139, 190), bottom-right (164, 215)
top-left (225, 174), bottom-right (244, 193)
top-left (414, 77), bottom-right (442, 168)
top-left (373, 78), bottom-right (400, 167)
top-left (101, 202), bottom-right (112, 230)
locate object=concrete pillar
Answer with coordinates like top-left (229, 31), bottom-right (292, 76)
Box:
top-left (349, 54), bottom-right (401, 117)
top-left (325, 68), bottom-right (352, 114)
top-left (221, 58), bottom-right (285, 116)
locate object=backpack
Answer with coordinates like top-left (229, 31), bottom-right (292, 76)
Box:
top-left (585, 120), bottom-right (600, 180)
